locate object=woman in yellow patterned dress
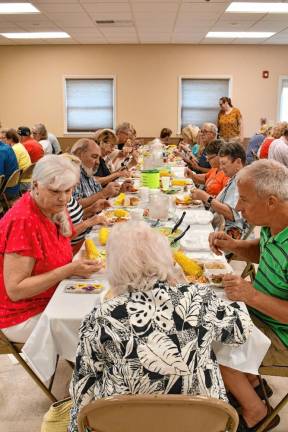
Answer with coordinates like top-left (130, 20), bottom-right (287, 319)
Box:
top-left (217, 97), bottom-right (243, 143)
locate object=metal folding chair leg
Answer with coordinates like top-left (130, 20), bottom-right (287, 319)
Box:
top-left (256, 392), bottom-right (288, 432)
top-left (11, 349), bottom-right (57, 403)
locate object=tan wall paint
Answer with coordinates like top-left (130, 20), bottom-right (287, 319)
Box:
top-left (0, 44), bottom-right (287, 138)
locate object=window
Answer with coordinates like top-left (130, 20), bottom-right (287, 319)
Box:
top-left (64, 77), bottom-right (115, 133)
top-left (278, 77), bottom-right (288, 122)
top-left (179, 78), bottom-right (230, 130)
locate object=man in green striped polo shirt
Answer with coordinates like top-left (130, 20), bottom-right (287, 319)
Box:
top-left (209, 159), bottom-right (288, 431)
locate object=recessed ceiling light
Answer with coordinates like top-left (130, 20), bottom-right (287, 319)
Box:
top-left (1, 32), bottom-right (70, 39)
top-left (226, 2), bottom-right (288, 13)
top-left (0, 3), bottom-right (39, 14)
top-left (206, 32), bottom-right (275, 38)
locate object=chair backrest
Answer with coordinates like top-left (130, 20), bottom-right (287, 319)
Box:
top-left (20, 163), bottom-right (35, 181)
top-left (78, 394), bottom-right (239, 432)
top-left (0, 175), bottom-right (5, 190)
top-left (1, 169), bottom-right (22, 193)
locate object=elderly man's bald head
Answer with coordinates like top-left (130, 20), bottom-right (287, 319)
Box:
top-left (71, 138), bottom-right (101, 174)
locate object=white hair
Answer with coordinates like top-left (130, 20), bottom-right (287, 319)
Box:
top-left (31, 155), bottom-right (79, 237)
top-left (236, 159), bottom-right (288, 201)
top-left (106, 221), bottom-right (176, 296)
top-left (32, 154), bottom-right (79, 190)
top-left (202, 122), bottom-right (218, 135)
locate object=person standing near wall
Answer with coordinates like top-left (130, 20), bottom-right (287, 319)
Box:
top-left (218, 97), bottom-right (243, 143)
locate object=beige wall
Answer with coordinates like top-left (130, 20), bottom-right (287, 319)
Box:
top-left (0, 44), bottom-right (287, 138)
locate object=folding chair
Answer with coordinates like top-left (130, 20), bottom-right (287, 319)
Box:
top-left (0, 329), bottom-right (57, 402)
top-left (78, 394), bottom-right (239, 432)
top-left (0, 175), bottom-right (5, 215)
top-left (19, 163), bottom-right (35, 182)
top-left (0, 168), bottom-right (22, 211)
top-left (256, 367), bottom-right (288, 432)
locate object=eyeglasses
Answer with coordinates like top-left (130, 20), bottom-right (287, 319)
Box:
top-left (206, 154), bottom-right (217, 162)
top-left (201, 129), bottom-right (212, 134)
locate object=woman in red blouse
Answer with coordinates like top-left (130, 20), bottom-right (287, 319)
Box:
top-left (0, 155), bottom-right (101, 342)
top-left (185, 139), bottom-right (229, 196)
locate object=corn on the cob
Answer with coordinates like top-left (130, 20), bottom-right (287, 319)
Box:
top-left (85, 239), bottom-right (100, 260)
top-left (171, 179), bottom-right (189, 186)
top-left (99, 227), bottom-right (109, 246)
top-left (113, 209), bottom-right (129, 218)
top-left (173, 250), bottom-right (203, 277)
top-left (114, 193), bottom-right (125, 206)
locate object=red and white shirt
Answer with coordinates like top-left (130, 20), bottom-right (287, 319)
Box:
top-left (0, 193), bottom-right (73, 328)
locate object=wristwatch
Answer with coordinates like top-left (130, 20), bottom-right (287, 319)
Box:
top-left (206, 195), bottom-right (214, 209)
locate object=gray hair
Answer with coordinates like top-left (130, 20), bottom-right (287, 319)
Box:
top-left (70, 138), bottom-right (92, 155)
top-left (31, 155), bottom-right (80, 237)
top-left (115, 122), bottom-right (134, 135)
top-left (33, 123), bottom-right (48, 140)
top-left (202, 122), bottom-right (218, 135)
top-left (106, 221), bottom-right (176, 296)
top-left (32, 154), bottom-right (79, 190)
top-left (236, 159), bottom-right (288, 201)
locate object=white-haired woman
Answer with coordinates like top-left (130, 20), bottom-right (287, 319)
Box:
top-left (68, 221), bottom-right (252, 432)
top-left (0, 155), bottom-right (102, 343)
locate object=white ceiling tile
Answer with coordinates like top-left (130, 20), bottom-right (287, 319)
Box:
top-left (139, 33), bottom-right (171, 42)
top-left (132, 2), bottom-right (179, 13)
top-left (179, 3), bottom-right (227, 13)
top-left (87, 12), bottom-right (133, 21)
top-left (67, 27), bottom-right (103, 36)
top-left (47, 12), bottom-right (94, 27)
top-left (36, 3), bottom-right (84, 13)
top-left (231, 38), bottom-right (268, 44)
top-left (172, 33), bottom-right (204, 43)
top-left (211, 22), bottom-right (256, 31)
top-left (249, 22), bottom-right (288, 32)
top-left (35, 0), bottom-right (79, 3)
top-left (81, 2), bottom-right (130, 13)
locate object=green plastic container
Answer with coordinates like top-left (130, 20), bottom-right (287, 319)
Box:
top-left (141, 169), bottom-right (160, 189)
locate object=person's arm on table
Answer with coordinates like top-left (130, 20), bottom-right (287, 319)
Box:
top-left (185, 167), bottom-right (205, 185)
top-left (222, 275), bottom-right (288, 324)
top-left (78, 182), bottom-right (121, 209)
top-left (191, 189), bottom-right (235, 220)
top-left (95, 168), bottom-right (130, 186)
top-left (72, 214), bottom-right (108, 237)
top-left (4, 253), bottom-right (102, 301)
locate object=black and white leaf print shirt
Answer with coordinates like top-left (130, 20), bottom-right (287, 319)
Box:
top-left (69, 281), bottom-right (252, 431)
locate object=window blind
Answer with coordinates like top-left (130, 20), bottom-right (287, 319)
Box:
top-left (65, 78), bottom-right (114, 132)
top-left (280, 78), bottom-right (288, 122)
top-left (181, 79), bottom-right (230, 128)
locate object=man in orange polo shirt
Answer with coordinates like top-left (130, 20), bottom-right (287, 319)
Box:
top-left (17, 126), bottom-right (44, 163)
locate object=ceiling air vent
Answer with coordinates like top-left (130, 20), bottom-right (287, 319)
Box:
top-left (96, 20), bottom-right (134, 27)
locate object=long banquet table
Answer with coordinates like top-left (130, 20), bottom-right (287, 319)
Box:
top-left (22, 200), bottom-right (270, 383)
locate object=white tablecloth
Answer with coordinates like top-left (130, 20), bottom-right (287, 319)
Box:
top-left (22, 207), bottom-right (270, 382)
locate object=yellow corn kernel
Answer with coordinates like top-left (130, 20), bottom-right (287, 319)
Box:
top-left (85, 239), bottom-right (100, 260)
top-left (113, 209), bottom-right (129, 218)
top-left (173, 250), bottom-right (203, 277)
top-left (99, 227), bottom-right (109, 246)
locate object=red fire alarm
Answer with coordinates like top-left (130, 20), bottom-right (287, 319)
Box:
top-left (262, 70), bottom-right (269, 79)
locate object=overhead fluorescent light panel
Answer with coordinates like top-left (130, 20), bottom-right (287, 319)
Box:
top-left (1, 32), bottom-right (70, 39)
top-left (0, 3), bottom-right (39, 14)
top-left (206, 32), bottom-right (275, 38)
top-left (226, 2), bottom-right (288, 13)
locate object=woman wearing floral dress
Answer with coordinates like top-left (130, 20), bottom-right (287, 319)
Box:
top-left (68, 221), bottom-right (252, 432)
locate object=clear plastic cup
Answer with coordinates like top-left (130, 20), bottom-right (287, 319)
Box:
top-left (161, 176), bottom-right (171, 191)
